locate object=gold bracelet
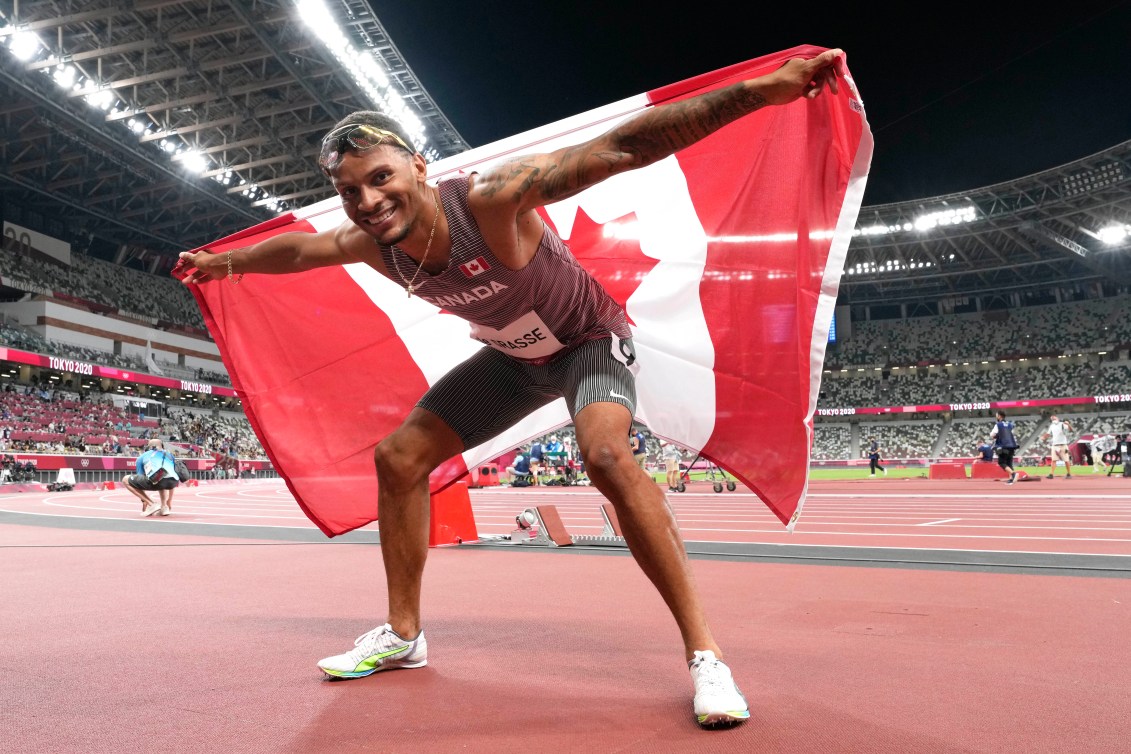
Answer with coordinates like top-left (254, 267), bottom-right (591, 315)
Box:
top-left (227, 250), bottom-right (244, 284)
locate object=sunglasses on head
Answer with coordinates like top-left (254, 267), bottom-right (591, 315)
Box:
top-left (318, 124), bottom-right (413, 174)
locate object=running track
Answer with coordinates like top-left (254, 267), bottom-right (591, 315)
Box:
top-left (3, 476), bottom-right (1131, 558)
top-left (4, 475), bottom-right (1131, 752)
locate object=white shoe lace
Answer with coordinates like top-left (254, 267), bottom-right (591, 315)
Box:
top-left (694, 657), bottom-right (732, 696)
top-left (345, 624), bottom-right (400, 664)
top-left (692, 651), bottom-right (746, 709)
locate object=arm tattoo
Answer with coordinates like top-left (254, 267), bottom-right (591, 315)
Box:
top-left (480, 157), bottom-right (541, 201)
top-left (614, 83), bottom-right (767, 165)
top-left (482, 83), bottom-right (764, 206)
top-left (537, 145), bottom-right (630, 203)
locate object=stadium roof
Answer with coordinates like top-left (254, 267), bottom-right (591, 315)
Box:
top-left (0, 0), bottom-right (469, 264)
top-left (844, 139), bottom-right (1131, 306)
top-left (1, 1), bottom-right (1129, 301)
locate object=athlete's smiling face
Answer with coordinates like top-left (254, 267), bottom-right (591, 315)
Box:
top-left (331, 145), bottom-right (429, 247)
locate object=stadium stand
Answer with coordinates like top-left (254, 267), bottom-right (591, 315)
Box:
top-left (2, 197), bottom-right (1130, 469)
top-left (0, 243), bottom-right (205, 328)
top-left (812, 423), bottom-right (852, 460)
top-left (829, 296), bottom-right (1131, 369)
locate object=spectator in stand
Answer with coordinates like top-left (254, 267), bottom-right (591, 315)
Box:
top-left (1041, 414), bottom-right (1075, 479)
top-left (991, 411), bottom-right (1020, 485)
top-left (866, 436), bottom-right (886, 476)
top-left (122, 439), bottom-right (180, 517)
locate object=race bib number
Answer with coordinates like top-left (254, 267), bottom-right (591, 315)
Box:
top-left (470, 311), bottom-right (565, 360)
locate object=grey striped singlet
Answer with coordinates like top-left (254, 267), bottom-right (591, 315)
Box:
top-left (378, 175), bottom-right (631, 365)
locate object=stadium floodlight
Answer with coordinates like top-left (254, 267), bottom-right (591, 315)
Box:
top-left (1097, 224), bottom-right (1129, 245)
top-left (83, 88), bottom-right (115, 111)
top-left (913, 205), bottom-right (977, 232)
top-left (295, 0), bottom-right (430, 155)
top-left (1062, 163), bottom-right (1125, 197)
top-left (175, 150), bottom-right (209, 174)
top-left (7, 30), bottom-right (43, 61)
top-left (52, 64), bottom-right (77, 89)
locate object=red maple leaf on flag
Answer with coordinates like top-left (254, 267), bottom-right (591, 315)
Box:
top-left (541, 208), bottom-right (657, 327)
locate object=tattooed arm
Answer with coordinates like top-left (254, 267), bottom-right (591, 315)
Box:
top-left (471, 48), bottom-right (844, 215)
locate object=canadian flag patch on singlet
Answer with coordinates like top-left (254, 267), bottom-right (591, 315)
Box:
top-left (460, 257), bottom-right (490, 277)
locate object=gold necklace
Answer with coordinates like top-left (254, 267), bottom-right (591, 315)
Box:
top-left (388, 190), bottom-right (440, 298)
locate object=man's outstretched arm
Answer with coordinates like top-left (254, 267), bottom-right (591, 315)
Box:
top-left (177, 224), bottom-right (357, 285)
top-left (474, 48), bottom-right (845, 213)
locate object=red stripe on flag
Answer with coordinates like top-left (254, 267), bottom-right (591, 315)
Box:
top-left (673, 51), bottom-right (866, 526)
top-left (183, 221), bottom-right (460, 536)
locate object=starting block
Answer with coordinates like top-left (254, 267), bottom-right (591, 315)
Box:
top-left (510, 505), bottom-right (573, 546)
top-left (571, 503), bottom-right (627, 547)
top-left (509, 504), bottom-right (628, 548)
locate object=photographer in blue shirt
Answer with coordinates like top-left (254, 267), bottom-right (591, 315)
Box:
top-left (123, 439), bottom-right (180, 517)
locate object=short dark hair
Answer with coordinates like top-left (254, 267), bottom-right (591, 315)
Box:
top-left (325, 111), bottom-right (417, 155)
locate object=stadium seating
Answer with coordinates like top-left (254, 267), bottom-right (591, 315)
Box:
top-left (4, 236), bottom-right (1130, 467)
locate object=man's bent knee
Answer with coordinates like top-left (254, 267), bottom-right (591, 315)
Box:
top-left (374, 427), bottom-right (455, 490)
top-left (583, 441), bottom-right (638, 483)
top-left (373, 439), bottom-right (431, 490)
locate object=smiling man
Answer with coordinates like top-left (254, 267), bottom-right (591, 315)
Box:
top-left (178, 47), bottom-right (844, 728)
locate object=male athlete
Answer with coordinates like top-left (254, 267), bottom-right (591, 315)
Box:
top-left (1042, 414), bottom-right (1074, 479)
top-left (179, 48), bottom-right (845, 727)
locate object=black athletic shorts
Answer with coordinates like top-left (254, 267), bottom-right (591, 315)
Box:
top-left (417, 336), bottom-right (637, 450)
top-left (127, 474), bottom-right (179, 491)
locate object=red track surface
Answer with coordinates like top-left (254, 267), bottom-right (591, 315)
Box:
top-left (4, 476), bottom-right (1131, 555)
top-left (2, 476), bottom-right (1129, 752)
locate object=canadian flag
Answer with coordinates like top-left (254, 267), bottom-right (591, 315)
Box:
top-left (175, 45), bottom-right (871, 537)
top-left (460, 257), bottom-right (491, 277)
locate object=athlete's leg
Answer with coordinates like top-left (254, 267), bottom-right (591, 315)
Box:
top-left (574, 401), bottom-right (718, 661)
top-left (122, 475), bottom-right (153, 511)
top-left (372, 407), bottom-right (464, 640)
top-left (1059, 446), bottom-right (1073, 476)
top-left (376, 347), bottom-right (558, 638)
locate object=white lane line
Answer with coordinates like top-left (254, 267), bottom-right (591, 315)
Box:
top-left (29, 504), bottom-right (312, 520)
top-left (919, 518), bottom-right (961, 526)
top-left (0, 507), bottom-right (328, 529)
